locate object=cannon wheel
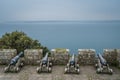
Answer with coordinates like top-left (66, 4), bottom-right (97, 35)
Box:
top-left (16, 67), bottom-right (20, 72)
top-left (36, 67), bottom-right (41, 73)
top-left (19, 62), bottom-right (24, 68)
top-left (76, 68), bottom-right (80, 74)
top-left (49, 62), bottom-right (52, 67)
top-left (96, 68), bottom-right (101, 74)
top-left (95, 64), bottom-right (98, 68)
top-left (64, 67), bottom-right (68, 74)
top-left (75, 64), bottom-right (80, 74)
top-left (14, 67), bottom-right (20, 73)
top-left (4, 67), bottom-right (9, 73)
top-left (48, 67), bottom-right (52, 73)
top-left (109, 69), bottom-right (113, 75)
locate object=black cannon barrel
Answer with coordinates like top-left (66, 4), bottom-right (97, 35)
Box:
top-left (10, 52), bottom-right (24, 65)
top-left (97, 53), bottom-right (107, 66)
top-left (69, 54), bottom-right (75, 65)
top-left (42, 53), bottom-right (48, 61)
top-left (70, 54), bottom-right (75, 61)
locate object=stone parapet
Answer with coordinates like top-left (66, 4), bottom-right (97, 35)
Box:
top-left (51, 48), bottom-right (69, 65)
top-left (103, 49), bottom-right (117, 65)
top-left (78, 49), bottom-right (96, 65)
top-left (0, 49), bottom-right (17, 64)
top-left (24, 49), bottom-right (43, 65)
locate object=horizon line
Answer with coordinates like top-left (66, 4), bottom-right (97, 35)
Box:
top-left (1, 20), bottom-right (120, 23)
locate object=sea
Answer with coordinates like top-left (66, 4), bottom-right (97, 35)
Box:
top-left (0, 21), bottom-right (120, 54)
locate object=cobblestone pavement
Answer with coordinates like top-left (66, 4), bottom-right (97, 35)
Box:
top-left (0, 65), bottom-right (120, 80)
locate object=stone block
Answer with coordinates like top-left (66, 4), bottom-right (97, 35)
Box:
top-left (24, 49), bottom-right (43, 65)
top-left (78, 49), bottom-right (96, 65)
top-left (0, 49), bottom-right (17, 64)
top-left (51, 48), bottom-right (69, 65)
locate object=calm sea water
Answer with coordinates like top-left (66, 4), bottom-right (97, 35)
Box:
top-left (0, 21), bottom-right (120, 54)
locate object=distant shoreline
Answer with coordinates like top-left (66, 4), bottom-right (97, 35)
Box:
top-left (1, 20), bottom-right (120, 24)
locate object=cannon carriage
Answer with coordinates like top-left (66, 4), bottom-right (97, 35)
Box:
top-left (36, 53), bottom-right (52, 73)
top-left (64, 54), bottom-right (80, 74)
top-left (4, 52), bottom-right (24, 73)
top-left (95, 53), bottom-right (113, 74)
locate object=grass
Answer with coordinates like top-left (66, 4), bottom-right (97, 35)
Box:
top-left (55, 48), bottom-right (68, 53)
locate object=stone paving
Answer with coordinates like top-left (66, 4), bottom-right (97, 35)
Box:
top-left (0, 65), bottom-right (120, 80)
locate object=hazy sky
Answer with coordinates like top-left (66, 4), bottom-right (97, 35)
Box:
top-left (0, 0), bottom-right (120, 22)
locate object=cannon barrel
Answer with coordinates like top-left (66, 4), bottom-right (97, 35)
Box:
top-left (10, 52), bottom-right (24, 65)
top-left (97, 53), bottom-right (107, 66)
top-left (70, 54), bottom-right (75, 62)
top-left (42, 53), bottom-right (48, 61)
top-left (69, 54), bottom-right (75, 65)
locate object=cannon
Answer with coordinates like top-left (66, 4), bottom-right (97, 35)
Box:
top-left (4, 52), bottom-right (24, 73)
top-left (95, 53), bottom-right (113, 74)
top-left (36, 53), bottom-right (52, 73)
top-left (64, 54), bottom-right (80, 74)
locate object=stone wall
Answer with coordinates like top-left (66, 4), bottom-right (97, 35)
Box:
top-left (0, 48), bottom-right (119, 67)
top-left (51, 48), bottom-right (69, 65)
top-left (24, 49), bottom-right (43, 65)
top-left (103, 49), bottom-right (118, 65)
top-left (117, 49), bottom-right (120, 67)
top-left (0, 49), bottom-right (17, 64)
top-left (78, 49), bottom-right (96, 65)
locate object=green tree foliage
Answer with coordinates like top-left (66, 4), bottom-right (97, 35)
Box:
top-left (0, 31), bottom-right (49, 55)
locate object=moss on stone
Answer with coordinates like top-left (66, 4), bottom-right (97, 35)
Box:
top-left (55, 48), bottom-right (68, 53)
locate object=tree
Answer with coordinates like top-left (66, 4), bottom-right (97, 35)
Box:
top-left (0, 31), bottom-right (49, 55)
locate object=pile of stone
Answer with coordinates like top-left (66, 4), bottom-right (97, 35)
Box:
top-left (24, 49), bottom-right (43, 65)
top-left (0, 49), bottom-right (17, 64)
top-left (78, 49), bottom-right (96, 65)
top-left (103, 49), bottom-right (119, 66)
top-left (51, 48), bottom-right (69, 65)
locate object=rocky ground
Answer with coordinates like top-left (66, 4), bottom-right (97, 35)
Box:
top-left (0, 65), bottom-right (120, 80)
